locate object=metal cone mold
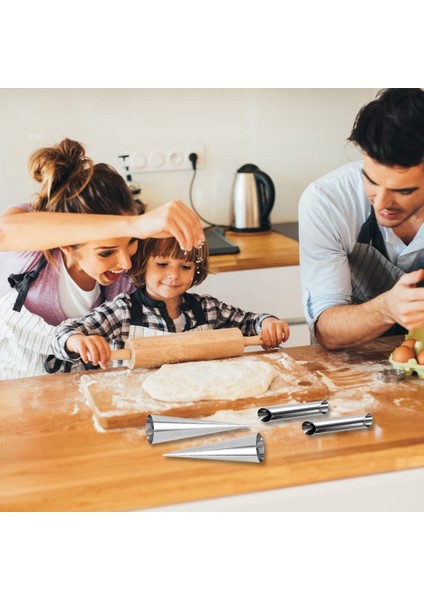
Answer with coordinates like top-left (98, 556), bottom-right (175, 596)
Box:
top-left (146, 414), bottom-right (248, 445)
top-left (163, 433), bottom-right (265, 463)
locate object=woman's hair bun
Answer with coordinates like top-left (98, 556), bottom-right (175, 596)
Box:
top-left (28, 138), bottom-right (94, 208)
top-left (28, 137), bottom-right (135, 220)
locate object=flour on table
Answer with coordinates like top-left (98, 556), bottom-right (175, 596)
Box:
top-left (142, 358), bottom-right (277, 402)
top-left (327, 392), bottom-right (379, 416)
top-left (204, 405), bottom-right (300, 428)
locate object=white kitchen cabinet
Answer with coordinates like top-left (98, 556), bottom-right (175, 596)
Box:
top-left (195, 265), bottom-right (310, 347)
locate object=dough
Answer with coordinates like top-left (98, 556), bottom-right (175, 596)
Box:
top-left (142, 359), bottom-right (276, 402)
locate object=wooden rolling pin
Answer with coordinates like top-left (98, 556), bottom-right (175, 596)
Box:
top-left (110, 328), bottom-right (262, 369)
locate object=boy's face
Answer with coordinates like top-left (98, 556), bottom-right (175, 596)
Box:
top-left (145, 255), bottom-right (196, 301)
top-left (362, 154), bottom-right (424, 230)
top-left (61, 237), bottom-right (139, 286)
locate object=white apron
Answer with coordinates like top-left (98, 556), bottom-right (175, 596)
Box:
top-left (0, 289), bottom-right (87, 379)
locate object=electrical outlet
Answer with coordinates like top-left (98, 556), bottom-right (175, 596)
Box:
top-left (129, 146), bottom-right (204, 173)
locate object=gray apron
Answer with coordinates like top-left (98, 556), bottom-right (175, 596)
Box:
top-left (347, 208), bottom-right (422, 336)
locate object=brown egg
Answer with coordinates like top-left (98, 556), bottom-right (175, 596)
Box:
top-left (392, 345), bottom-right (416, 363)
top-left (401, 339), bottom-right (416, 349)
top-left (417, 351), bottom-right (424, 365)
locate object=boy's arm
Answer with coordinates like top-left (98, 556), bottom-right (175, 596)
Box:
top-left (197, 294), bottom-right (279, 337)
top-left (50, 294), bottom-right (132, 362)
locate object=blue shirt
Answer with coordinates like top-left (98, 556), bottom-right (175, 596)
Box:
top-left (298, 160), bottom-right (424, 334)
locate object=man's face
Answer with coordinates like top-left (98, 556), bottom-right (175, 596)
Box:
top-left (362, 154), bottom-right (424, 230)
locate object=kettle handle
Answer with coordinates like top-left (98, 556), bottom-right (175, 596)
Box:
top-left (254, 170), bottom-right (275, 222)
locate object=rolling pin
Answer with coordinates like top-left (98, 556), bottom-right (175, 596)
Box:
top-left (110, 328), bottom-right (263, 369)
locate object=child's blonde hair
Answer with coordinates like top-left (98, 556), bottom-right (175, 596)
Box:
top-left (129, 237), bottom-right (209, 288)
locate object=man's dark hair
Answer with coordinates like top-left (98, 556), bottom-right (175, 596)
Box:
top-left (348, 88), bottom-right (424, 167)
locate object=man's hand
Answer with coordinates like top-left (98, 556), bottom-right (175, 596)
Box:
top-left (384, 269), bottom-right (424, 331)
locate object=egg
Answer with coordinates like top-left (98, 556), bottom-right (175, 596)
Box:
top-left (401, 339), bottom-right (416, 349)
top-left (417, 351), bottom-right (424, 365)
top-left (392, 345), bottom-right (416, 363)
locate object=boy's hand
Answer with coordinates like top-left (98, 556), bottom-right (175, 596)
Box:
top-left (65, 334), bottom-right (112, 369)
top-left (260, 318), bottom-right (290, 349)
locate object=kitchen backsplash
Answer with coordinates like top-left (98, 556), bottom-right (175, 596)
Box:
top-left (0, 88), bottom-right (376, 223)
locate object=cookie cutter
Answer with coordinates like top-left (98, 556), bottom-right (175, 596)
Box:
top-left (146, 414), bottom-right (248, 445)
top-left (164, 433), bottom-right (265, 463)
top-left (258, 400), bottom-right (329, 422)
top-left (377, 368), bottom-right (406, 383)
top-left (302, 413), bottom-right (373, 436)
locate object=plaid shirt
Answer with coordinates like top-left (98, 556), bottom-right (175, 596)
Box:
top-left (50, 287), bottom-right (274, 363)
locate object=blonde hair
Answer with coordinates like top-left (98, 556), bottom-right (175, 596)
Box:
top-left (28, 138), bottom-right (139, 262)
top-left (129, 237), bottom-right (209, 288)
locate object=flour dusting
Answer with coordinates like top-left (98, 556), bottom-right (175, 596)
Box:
top-left (328, 393), bottom-right (379, 416)
top-left (79, 371), bottom-right (190, 417)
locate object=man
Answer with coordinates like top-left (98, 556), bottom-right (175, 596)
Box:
top-left (299, 88), bottom-right (424, 349)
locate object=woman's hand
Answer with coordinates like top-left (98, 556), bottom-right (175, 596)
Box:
top-left (135, 200), bottom-right (205, 250)
top-left (66, 334), bottom-right (112, 369)
top-left (260, 317), bottom-right (290, 349)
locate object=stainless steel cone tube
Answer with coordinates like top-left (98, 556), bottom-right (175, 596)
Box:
top-left (164, 433), bottom-right (265, 463)
top-left (302, 413), bottom-right (373, 436)
top-left (146, 414), bottom-right (248, 445)
top-left (258, 400), bottom-right (329, 422)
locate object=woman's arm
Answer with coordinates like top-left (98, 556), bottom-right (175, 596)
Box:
top-left (0, 200), bottom-right (205, 251)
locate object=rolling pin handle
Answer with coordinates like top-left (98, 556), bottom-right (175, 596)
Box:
top-left (110, 349), bottom-right (132, 361)
top-left (243, 335), bottom-right (263, 347)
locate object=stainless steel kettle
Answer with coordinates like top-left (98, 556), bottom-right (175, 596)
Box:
top-left (229, 164), bottom-right (275, 232)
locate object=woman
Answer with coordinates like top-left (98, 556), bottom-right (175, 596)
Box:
top-left (0, 138), bottom-right (204, 378)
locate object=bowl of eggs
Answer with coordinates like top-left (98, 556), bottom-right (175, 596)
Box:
top-left (389, 327), bottom-right (424, 378)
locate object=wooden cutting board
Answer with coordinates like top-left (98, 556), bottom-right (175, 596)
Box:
top-left (80, 351), bottom-right (328, 429)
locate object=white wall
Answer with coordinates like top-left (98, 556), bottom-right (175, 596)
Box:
top-left (0, 88), bottom-right (377, 223)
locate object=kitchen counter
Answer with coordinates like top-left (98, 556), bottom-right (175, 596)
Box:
top-left (2, 335), bottom-right (424, 511)
top-left (208, 230), bottom-right (299, 273)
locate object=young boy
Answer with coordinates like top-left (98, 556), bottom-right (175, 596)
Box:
top-left (49, 237), bottom-right (290, 370)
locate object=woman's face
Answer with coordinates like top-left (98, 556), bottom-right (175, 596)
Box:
top-left (61, 237), bottom-right (139, 286)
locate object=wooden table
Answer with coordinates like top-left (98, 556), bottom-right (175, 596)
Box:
top-left (208, 231), bottom-right (299, 273)
top-left (2, 335), bottom-right (424, 511)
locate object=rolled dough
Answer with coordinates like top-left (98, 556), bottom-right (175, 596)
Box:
top-left (142, 359), bottom-right (277, 402)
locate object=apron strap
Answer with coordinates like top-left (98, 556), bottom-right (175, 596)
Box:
top-left (184, 294), bottom-right (207, 327)
top-left (44, 355), bottom-right (73, 374)
top-left (8, 257), bottom-right (106, 314)
top-left (8, 256), bottom-right (48, 312)
top-left (44, 354), bottom-right (100, 374)
top-left (357, 206), bottom-right (389, 259)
